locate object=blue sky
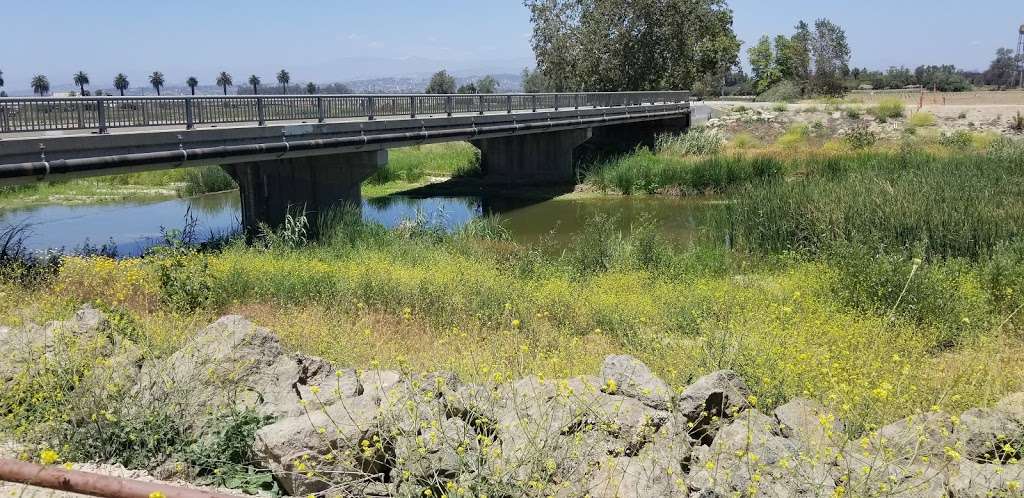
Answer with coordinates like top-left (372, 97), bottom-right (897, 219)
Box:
top-left (2, 0), bottom-right (1021, 90)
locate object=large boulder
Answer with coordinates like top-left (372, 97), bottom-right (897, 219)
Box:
top-left (600, 355), bottom-right (673, 411)
top-left (0, 306), bottom-right (111, 382)
top-left (687, 409), bottom-right (834, 497)
top-left (947, 461), bottom-right (1024, 497)
top-left (955, 407), bottom-right (1024, 463)
top-left (773, 397), bottom-right (846, 454)
top-left (675, 370), bottom-right (751, 443)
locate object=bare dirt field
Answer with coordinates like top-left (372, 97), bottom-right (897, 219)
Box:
top-left (842, 89), bottom-right (1024, 106)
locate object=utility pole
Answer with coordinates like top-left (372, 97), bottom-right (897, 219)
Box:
top-left (1017, 24), bottom-right (1024, 88)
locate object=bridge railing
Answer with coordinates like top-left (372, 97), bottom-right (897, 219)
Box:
top-left (0, 91), bottom-right (690, 135)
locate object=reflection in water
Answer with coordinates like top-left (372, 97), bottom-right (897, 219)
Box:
top-left (0, 190), bottom-right (723, 256)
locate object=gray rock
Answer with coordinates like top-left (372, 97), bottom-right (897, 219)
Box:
top-left (687, 409), bottom-right (835, 497)
top-left (996, 392), bottom-right (1024, 422)
top-left (947, 461), bottom-right (1024, 497)
top-left (675, 370), bottom-right (751, 442)
top-left (253, 393), bottom-right (382, 496)
top-left (773, 397), bottom-right (846, 452)
top-left (956, 407), bottom-right (1024, 463)
top-left (600, 355), bottom-right (674, 411)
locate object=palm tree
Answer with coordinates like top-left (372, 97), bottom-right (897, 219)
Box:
top-left (248, 74), bottom-right (261, 95)
top-left (216, 72), bottom-right (233, 95)
top-left (305, 82), bottom-right (317, 94)
top-left (113, 73), bottom-right (130, 96)
top-left (186, 76), bottom-right (199, 95)
top-left (73, 71), bottom-right (89, 95)
top-left (1, 69), bottom-right (6, 92)
top-left (276, 69), bottom-right (290, 94)
top-left (30, 75), bottom-right (50, 96)
top-left (149, 71), bottom-right (165, 96)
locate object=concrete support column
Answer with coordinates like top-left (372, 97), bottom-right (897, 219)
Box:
top-left (222, 150), bottom-right (387, 234)
top-left (471, 128), bottom-right (592, 185)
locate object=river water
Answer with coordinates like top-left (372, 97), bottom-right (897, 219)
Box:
top-left (0, 190), bottom-right (723, 256)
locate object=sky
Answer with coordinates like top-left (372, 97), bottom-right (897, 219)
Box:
top-left (2, 0), bottom-right (1022, 91)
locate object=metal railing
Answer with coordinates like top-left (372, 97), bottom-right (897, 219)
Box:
top-left (0, 91), bottom-right (690, 135)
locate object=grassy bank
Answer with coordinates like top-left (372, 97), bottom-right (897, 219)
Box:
top-left (0, 142), bottom-right (481, 207)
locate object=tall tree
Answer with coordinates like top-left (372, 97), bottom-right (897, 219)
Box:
top-left (73, 71), bottom-right (90, 96)
top-left (114, 73), bottom-right (130, 96)
top-left (305, 82), bottom-right (317, 94)
top-left (149, 71), bottom-right (165, 96)
top-left (276, 69), bottom-right (290, 94)
top-left (186, 76), bottom-right (199, 95)
top-left (985, 48), bottom-right (1018, 89)
top-left (809, 18), bottom-right (850, 96)
top-left (248, 74), bottom-right (261, 94)
top-left (476, 75), bottom-right (499, 94)
top-left (31, 74), bottom-right (50, 96)
top-left (788, 21), bottom-right (813, 87)
top-left (457, 82), bottom-right (478, 94)
top-left (521, 67), bottom-right (549, 93)
top-left (425, 70), bottom-right (456, 94)
top-left (524, 0), bottom-right (740, 91)
top-left (0, 69), bottom-right (4, 92)
top-left (747, 36), bottom-right (781, 93)
top-left (216, 72), bottom-right (233, 95)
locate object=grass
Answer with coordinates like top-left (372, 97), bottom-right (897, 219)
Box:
top-left (909, 112), bottom-right (938, 127)
top-left (869, 97), bottom-right (905, 121)
top-left (0, 143), bottom-right (481, 207)
top-left (6, 134), bottom-right (1024, 491)
top-left (367, 142), bottom-right (480, 184)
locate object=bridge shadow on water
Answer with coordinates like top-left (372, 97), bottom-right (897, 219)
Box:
top-left (368, 177), bottom-right (576, 219)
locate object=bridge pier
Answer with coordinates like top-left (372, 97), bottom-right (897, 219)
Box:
top-left (222, 150), bottom-right (387, 234)
top-left (471, 128), bottom-right (592, 185)
top-left (581, 116), bottom-right (692, 161)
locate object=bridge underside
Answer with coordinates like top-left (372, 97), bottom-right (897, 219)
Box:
top-left (222, 117), bottom-right (689, 233)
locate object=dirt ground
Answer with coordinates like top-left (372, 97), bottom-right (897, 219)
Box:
top-left (843, 89), bottom-right (1024, 106)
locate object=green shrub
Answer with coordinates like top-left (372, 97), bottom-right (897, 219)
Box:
top-left (909, 112), bottom-right (937, 127)
top-left (656, 128), bottom-right (724, 156)
top-left (776, 123), bottom-right (810, 149)
top-left (179, 167), bottom-right (236, 197)
top-left (586, 149), bottom-right (783, 195)
top-left (755, 80), bottom-right (802, 103)
top-left (844, 126), bottom-right (878, 150)
top-left (728, 132), bottom-right (761, 150)
top-left (771, 103), bottom-right (788, 112)
top-left (845, 107), bottom-right (863, 119)
top-left (869, 98), bottom-right (905, 121)
top-left (939, 131), bottom-right (973, 150)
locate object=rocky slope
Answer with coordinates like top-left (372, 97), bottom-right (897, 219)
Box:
top-left (2, 308), bottom-right (1023, 497)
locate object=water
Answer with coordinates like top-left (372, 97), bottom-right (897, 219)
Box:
top-left (0, 190), bottom-right (721, 256)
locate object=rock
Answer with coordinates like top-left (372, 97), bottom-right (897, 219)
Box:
top-left (955, 407), bottom-right (1024, 463)
top-left (687, 409), bottom-right (834, 497)
top-left (391, 416), bottom-right (478, 480)
top-left (675, 370), bottom-right (751, 443)
top-left (996, 392), bottom-right (1024, 421)
top-left (947, 461), bottom-right (1024, 497)
top-left (136, 316), bottom-right (359, 427)
top-left (600, 355), bottom-right (674, 411)
top-left (838, 412), bottom-right (955, 497)
top-left (253, 393), bottom-right (382, 496)
top-left (0, 306), bottom-right (111, 382)
top-left (773, 397), bottom-right (846, 452)
top-left (583, 456), bottom-right (690, 498)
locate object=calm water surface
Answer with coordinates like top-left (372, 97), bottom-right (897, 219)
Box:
top-left (0, 190), bottom-right (723, 256)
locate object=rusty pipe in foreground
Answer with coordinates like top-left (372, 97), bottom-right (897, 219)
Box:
top-left (0, 458), bottom-right (240, 498)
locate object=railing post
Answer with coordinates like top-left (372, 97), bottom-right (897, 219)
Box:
top-left (256, 97), bottom-right (266, 126)
top-left (554, 94), bottom-right (559, 111)
top-left (531, 95), bottom-right (537, 112)
top-left (478, 95), bottom-right (485, 115)
top-left (506, 95), bottom-right (513, 114)
top-left (185, 98), bottom-right (194, 129)
top-left (445, 95), bottom-right (452, 117)
top-left (76, 103), bottom-right (84, 129)
top-left (574, 94), bottom-right (579, 110)
top-left (368, 96), bottom-right (376, 120)
top-left (0, 104), bottom-right (9, 133)
top-left (317, 97), bottom-right (325, 123)
top-left (409, 96), bottom-right (416, 118)
top-left (96, 99), bottom-right (107, 134)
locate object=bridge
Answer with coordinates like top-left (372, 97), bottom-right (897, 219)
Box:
top-left (0, 91), bottom-right (691, 231)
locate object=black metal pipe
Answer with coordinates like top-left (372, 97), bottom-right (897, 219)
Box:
top-left (0, 108), bottom-right (688, 182)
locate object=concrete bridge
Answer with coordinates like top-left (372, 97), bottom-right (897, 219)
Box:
top-left (0, 92), bottom-right (691, 230)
